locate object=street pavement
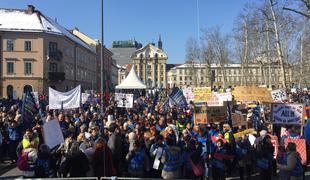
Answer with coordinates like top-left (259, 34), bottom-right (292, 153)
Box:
top-left (1, 163), bottom-right (310, 179)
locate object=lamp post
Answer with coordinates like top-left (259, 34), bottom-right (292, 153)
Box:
top-left (100, 0), bottom-right (105, 113)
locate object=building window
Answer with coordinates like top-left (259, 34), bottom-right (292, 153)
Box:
top-left (24, 41), bottom-right (32, 51)
top-left (233, 69), bottom-right (236, 75)
top-left (180, 77), bottom-right (183, 81)
top-left (7, 62), bottom-right (14, 74)
top-left (7, 85), bottom-right (13, 99)
top-left (49, 42), bottom-right (58, 53)
top-left (23, 85), bottom-right (33, 93)
top-left (7, 39), bottom-right (14, 51)
top-left (49, 63), bottom-right (58, 72)
top-left (174, 77), bottom-right (176, 81)
top-left (24, 61), bottom-right (32, 75)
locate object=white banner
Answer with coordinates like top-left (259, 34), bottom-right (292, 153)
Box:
top-left (43, 119), bottom-right (64, 149)
top-left (271, 89), bottom-right (287, 101)
top-left (115, 93), bottom-right (133, 108)
top-left (272, 103), bottom-right (304, 125)
top-left (81, 93), bottom-right (91, 104)
top-left (49, 85), bottom-right (81, 109)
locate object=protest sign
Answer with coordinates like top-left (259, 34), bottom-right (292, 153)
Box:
top-left (232, 113), bottom-right (246, 127)
top-left (233, 86), bottom-right (272, 102)
top-left (234, 128), bottom-right (255, 138)
top-left (271, 89), bottom-right (287, 101)
top-left (194, 104), bottom-right (207, 124)
top-left (271, 103), bottom-right (304, 125)
top-left (206, 94), bottom-right (223, 107)
top-left (81, 93), bottom-right (91, 104)
top-left (291, 88), bottom-right (297, 93)
top-left (49, 85), bottom-right (81, 110)
top-left (215, 92), bottom-right (233, 102)
top-left (284, 138), bottom-right (307, 165)
top-left (206, 105), bottom-right (227, 123)
top-left (115, 93), bottom-right (134, 108)
top-left (193, 87), bottom-right (211, 102)
top-left (182, 87), bottom-right (194, 103)
top-left (43, 119), bottom-right (64, 149)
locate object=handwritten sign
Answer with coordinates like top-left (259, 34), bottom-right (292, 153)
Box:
top-left (182, 87), bottom-right (194, 103)
top-left (233, 86), bottom-right (272, 102)
top-left (232, 113), bottom-right (246, 127)
top-left (272, 103), bottom-right (304, 125)
top-left (215, 92), bottom-right (232, 102)
top-left (206, 94), bottom-right (223, 107)
top-left (206, 106), bottom-right (227, 123)
top-left (193, 87), bottom-right (211, 102)
top-left (194, 104), bottom-right (207, 124)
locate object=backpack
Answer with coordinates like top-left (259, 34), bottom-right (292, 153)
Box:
top-left (17, 151), bottom-right (29, 171)
top-left (35, 158), bottom-right (51, 178)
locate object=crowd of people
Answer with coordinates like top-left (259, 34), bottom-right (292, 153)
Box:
top-left (0, 88), bottom-right (309, 180)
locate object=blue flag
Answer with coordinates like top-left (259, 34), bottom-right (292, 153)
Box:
top-left (169, 87), bottom-right (187, 108)
top-left (22, 92), bottom-right (38, 130)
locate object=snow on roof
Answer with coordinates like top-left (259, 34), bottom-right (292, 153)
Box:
top-left (0, 8), bottom-right (94, 52)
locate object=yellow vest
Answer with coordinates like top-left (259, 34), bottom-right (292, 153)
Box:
top-left (22, 137), bottom-right (39, 149)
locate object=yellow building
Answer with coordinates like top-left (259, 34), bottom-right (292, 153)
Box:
top-left (0, 5), bottom-right (97, 98)
top-left (131, 37), bottom-right (167, 88)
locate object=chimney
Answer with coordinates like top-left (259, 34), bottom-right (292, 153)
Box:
top-left (27, 5), bottom-right (35, 14)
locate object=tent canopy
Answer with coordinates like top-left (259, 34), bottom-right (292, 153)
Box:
top-left (116, 65), bottom-right (146, 89)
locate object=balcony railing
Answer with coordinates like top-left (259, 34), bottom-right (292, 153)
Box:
top-left (48, 72), bottom-right (65, 81)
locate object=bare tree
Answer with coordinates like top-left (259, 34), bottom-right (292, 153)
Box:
top-left (201, 42), bottom-right (215, 86)
top-left (185, 37), bottom-right (200, 86)
top-left (283, 0), bottom-right (310, 19)
top-left (269, 0), bottom-right (287, 88)
top-left (201, 27), bottom-right (230, 88)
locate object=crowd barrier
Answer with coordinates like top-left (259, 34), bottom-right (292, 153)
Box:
top-left (101, 178), bottom-right (191, 180)
top-left (12, 177), bottom-right (191, 180)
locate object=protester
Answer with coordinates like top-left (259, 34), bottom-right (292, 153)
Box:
top-left (61, 141), bottom-right (89, 177)
top-left (277, 142), bottom-right (303, 180)
top-left (0, 87), bottom-right (309, 179)
top-left (92, 138), bottom-right (115, 177)
top-left (161, 137), bottom-right (181, 179)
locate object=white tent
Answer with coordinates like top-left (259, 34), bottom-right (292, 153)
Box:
top-left (116, 65), bottom-right (147, 89)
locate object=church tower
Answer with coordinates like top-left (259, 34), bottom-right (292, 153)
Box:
top-left (158, 35), bottom-right (163, 50)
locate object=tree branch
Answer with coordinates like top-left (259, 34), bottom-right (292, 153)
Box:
top-left (283, 7), bottom-right (310, 19)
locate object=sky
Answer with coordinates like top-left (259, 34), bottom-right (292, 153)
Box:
top-left (0, 0), bottom-right (252, 64)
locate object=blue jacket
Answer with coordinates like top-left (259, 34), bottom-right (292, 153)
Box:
top-left (8, 127), bottom-right (19, 141)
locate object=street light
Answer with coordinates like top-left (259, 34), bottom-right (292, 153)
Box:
top-left (100, 0), bottom-right (105, 113)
